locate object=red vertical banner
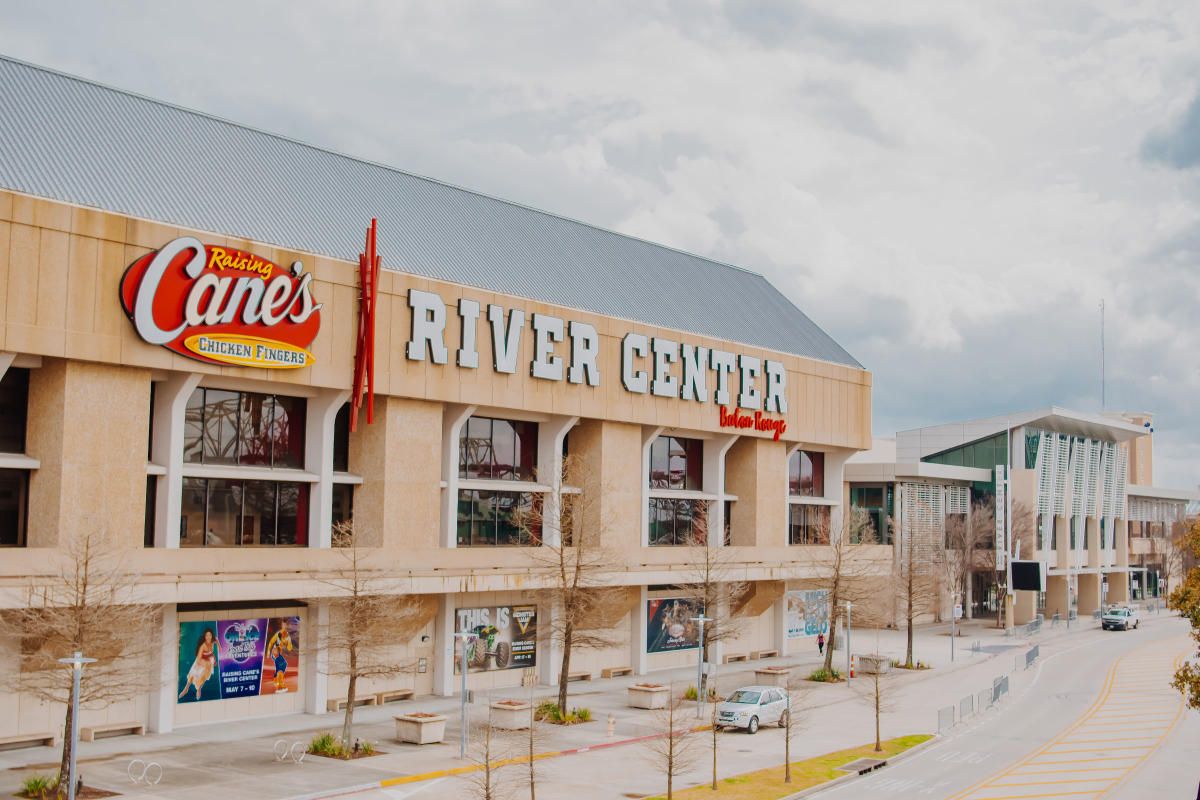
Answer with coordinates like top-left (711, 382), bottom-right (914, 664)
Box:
top-left (351, 219), bottom-right (380, 431)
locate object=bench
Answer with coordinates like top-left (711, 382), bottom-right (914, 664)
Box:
top-left (80, 722), bottom-right (145, 742)
top-left (376, 688), bottom-right (415, 705)
top-left (0, 732), bottom-right (57, 751)
top-left (601, 666), bottom-right (633, 678)
top-left (564, 671), bottom-right (592, 683)
top-left (751, 649), bottom-right (779, 660)
top-left (723, 653), bottom-right (748, 664)
top-left (326, 695), bottom-right (379, 713)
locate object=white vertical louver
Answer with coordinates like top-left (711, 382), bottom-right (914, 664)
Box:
top-left (1115, 447), bottom-right (1128, 518)
top-left (1085, 438), bottom-right (1101, 517)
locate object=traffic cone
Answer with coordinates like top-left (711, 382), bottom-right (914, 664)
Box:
top-left (850, 655), bottom-right (856, 678)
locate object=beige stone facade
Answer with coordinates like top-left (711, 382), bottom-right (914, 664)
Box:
top-left (0, 192), bottom-right (876, 741)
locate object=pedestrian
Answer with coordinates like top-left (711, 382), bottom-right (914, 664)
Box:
top-left (817, 632), bottom-right (825, 656)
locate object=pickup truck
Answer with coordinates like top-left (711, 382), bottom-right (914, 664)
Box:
top-left (1102, 606), bottom-right (1140, 631)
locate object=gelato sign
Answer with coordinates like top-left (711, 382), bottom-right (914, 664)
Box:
top-left (121, 237), bottom-right (322, 368)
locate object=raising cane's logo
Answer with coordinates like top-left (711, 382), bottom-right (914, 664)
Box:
top-left (119, 237), bottom-right (322, 369)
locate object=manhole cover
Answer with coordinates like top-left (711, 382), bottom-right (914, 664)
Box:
top-left (838, 757), bottom-right (885, 774)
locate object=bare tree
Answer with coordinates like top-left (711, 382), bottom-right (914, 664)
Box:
top-left (782, 675), bottom-right (809, 784)
top-left (945, 501), bottom-right (996, 622)
top-left (816, 508), bottom-right (880, 674)
top-left (680, 507), bottom-right (747, 697)
top-left (644, 687), bottom-right (699, 800)
top-left (0, 531), bottom-right (159, 790)
top-left (321, 522), bottom-right (429, 750)
top-left (896, 514), bottom-right (940, 669)
top-left (462, 711), bottom-right (514, 800)
top-left (855, 668), bottom-right (896, 752)
top-left (526, 455), bottom-right (626, 716)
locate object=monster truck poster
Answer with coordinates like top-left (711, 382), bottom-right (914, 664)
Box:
top-left (454, 605), bottom-right (537, 673)
top-left (785, 590), bottom-right (830, 639)
top-left (646, 598), bottom-right (702, 653)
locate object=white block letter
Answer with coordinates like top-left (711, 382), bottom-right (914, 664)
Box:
top-left (531, 313), bottom-right (565, 381)
top-left (651, 338), bottom-right (679, 398)
top-left (488, 304), bottom-right (525, 374)
top-left (622, 333), bottom-right (649, 394)
top-left (568, 321), bottom-right (600, 386)
top-left (738, 354), bottom-right (762, 410)
top-left (710, 349), bottom-right (736, 405)
top-left (407, 289), bottom-right (449, 364)
top-left (680, 343), bottom-right (708, 402)
top-left (764, 360), bottom-right (788, 413)
top-left (457, 298), bottom-right (480, 369)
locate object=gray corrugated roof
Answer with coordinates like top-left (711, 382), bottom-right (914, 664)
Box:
top-left (0, 55), bottom-right (860, 367)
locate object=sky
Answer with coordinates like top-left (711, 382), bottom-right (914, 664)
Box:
top-left (1, 1), bottom-right (1197, 488)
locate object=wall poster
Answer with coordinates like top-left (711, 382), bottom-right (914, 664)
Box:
top-left (786, 590), bottom-right (830, 639)
top-left (646, 597), bottom-right (702, 653)
top-left (177, 616), bottom-right (300, 704)
top-left (454, 606), bottom-right (538, 673)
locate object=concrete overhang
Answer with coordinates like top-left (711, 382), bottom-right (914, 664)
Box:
top-left (1127, 484), bottom-right (1200, 502)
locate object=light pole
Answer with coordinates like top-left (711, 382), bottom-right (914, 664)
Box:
top-left (690, 614), bottom-right (712, 718)
top-left (452, 632), bottom-right (474, 758)
top-left (58, 652), bottom-right (96, 800)
top-left (841, 601), bottom-right (852, 684)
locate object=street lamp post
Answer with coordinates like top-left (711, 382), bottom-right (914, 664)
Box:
top-left (452, 632), bottom-right (474, 759)
top-left (841, 602), bottom-right (853, 684)
top-left (58, 652), bottom-right (96, 800)
top-left (690, 614), bottom-right (713, 718)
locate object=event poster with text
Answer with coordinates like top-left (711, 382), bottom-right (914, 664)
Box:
top-left (177, 616), bottom-right (300, 703)
top-left (454, 606), bottom-right (537, 673)
top-left (646, 598), bottom-right (702, 653)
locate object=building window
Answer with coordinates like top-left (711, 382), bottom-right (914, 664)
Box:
top-left (457, 490), bottom-right (539, 546)
top-left (723, 500), bottom-right (732, 547)
top-left (180, 478), bottom-right (308, 547)
top-left (0, 367), bottom-right (29, 454)
top-left (333, 403), bottom-right (351, 473)
top-left (789, 505), bottom-right (830, 545)
top-left (648, 498), bottom-right (706, 545)
top-left (788, 450), bottom-right (825, 497)
top-left (460, 416), bottom-right (537, 481)
top-left (144, 476), bottom-right (157, 547)
top-left (648, 436), bottom-right (703, 490)
top-left (332, 483), bottom-right (354, 528)
top-left (850, 485), bottom-right (892, 544)
top-left (0, 468), bottom-right (28, 547)
top-left (184, 388), bottom-right (307, 468)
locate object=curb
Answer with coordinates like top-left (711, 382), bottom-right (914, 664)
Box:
top-left (779, 735), bottom-right (940, 800)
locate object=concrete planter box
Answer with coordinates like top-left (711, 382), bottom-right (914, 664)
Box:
top-left (857, 654), bottom-right (891, 674)
top-left (753, 666), bottom-right (792, 688)
top-left (490, 700), bottom-right (532, 730)
top-left (628, 684), bottom-right (671, 709)
top-left (394, 712), bottom-right (446, 745)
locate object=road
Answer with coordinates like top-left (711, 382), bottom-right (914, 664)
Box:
top-left (812, 617), bottom-right (1195, 800)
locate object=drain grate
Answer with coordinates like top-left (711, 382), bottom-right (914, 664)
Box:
top-left (837, 757), bottom-right (885, 774)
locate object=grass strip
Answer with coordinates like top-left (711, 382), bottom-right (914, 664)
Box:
top-left (647, 734), bottom-right (933, 800)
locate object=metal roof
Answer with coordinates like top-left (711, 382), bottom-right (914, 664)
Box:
top-left (0, 55), bottom-right (860, 368)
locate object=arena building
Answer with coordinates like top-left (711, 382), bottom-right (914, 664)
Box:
top-left (0, 57), bottom-right (881, 743)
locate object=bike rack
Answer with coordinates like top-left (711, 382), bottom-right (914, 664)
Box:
top-left (126, 759), bottom-right (163, 786)
top-left (274, 739), bottom-right (307, 764)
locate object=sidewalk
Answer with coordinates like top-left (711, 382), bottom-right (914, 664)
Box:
top-left (0, 615), bottom-right (1113, 800)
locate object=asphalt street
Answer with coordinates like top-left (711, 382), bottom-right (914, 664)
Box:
top-left (811, 616), bottom-right (1194, 800)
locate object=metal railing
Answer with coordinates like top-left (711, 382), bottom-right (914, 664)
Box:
top-left (937, 672), bottom-right (1009, 733)
top-left (1025, 644), bottom-right (1039, 669)
top-left (992, 674), bottom-right (1010, 703)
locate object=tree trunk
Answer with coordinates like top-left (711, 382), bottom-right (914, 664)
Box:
top-left (905, 571), bottom-right (915, 668)
top-left (558, 621), bottom-right (573, 714)
top-left (784, 708), bottom-right (792, 783)
top-left (822, 614), bottom-right (836, 673)
top-left (874, 684), bottom-right (882, 752)
top-left (342, 646), bottom-right (357, 751)
top-left (58, 689), bottom-right (73, 794)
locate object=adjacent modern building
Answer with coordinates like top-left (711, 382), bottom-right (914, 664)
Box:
top-left (847, 408), bottom-right (1197, 624)
top-left (0, 56), bottom-right (882, 745)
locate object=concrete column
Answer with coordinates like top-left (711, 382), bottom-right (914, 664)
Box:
top-left (304, 601), bottom-right (329, 714)
top-left (539, 597), bottom-right (562, 686)
top-left (433, 594), bottom-right (455, 696)
top-left (640, 427), bottom-right (664, 547)
top-left (1046, 574), bottom-right (1069, 620)
top-left (632, 586), bottom-right (648, 675)
top-left (1012, 590), bottom-right (1036, 626)
top-left (1108, 571), bottom-right (1130, 603)
top-left (1115, 519), bottom-right (1129, 567)
top-left (773, 594), bottom-right (788, 656)
top-left (440, 404), bottom-right (476, 548)
top-left (1086, 517), bottom-right (1100, 570)
top-left (704, 434), bottom-right (737, 546)
top-left (1077, 573), bottom-right (1101, 617)
top-left (147, 604), bottom-right (177, 733)
top-left (305, 389), bottom-right (350, 548)
top-left (710, 593), bottom-right (729, 665)
top-left (1054, 515), bottom-right (1069, 570)
top-left (538, 416), bottom-right (578, 547)
top-left (151, 372), bottom-right (202, 548)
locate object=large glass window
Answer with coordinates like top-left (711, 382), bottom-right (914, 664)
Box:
top-left (648, 498), bottom-right (706, 545)
top-left (648, 436), bottom-right (703, 490)
top-left (332, 483), bottom-right (354, 528)
top-left (183, 388), bottom-right (307, 467)
top-left (0, 469), bottom-right (28, 546)
top-left (180, 478), bottom-right (308, 547)
top-left (789, 505), bottom-right (830, 545)
top-left (788, 450), bottom-right (825, 497)
top-left (333, 403), bottom-right (351, 472)
top-left (850, 484), bottom-right (892, 544)
top-left (0, 367), bottom-right (29, 454)
top-left (457, 490), bottom-right (539, 546)
top-left (459, 417), bottom-right (538, 481)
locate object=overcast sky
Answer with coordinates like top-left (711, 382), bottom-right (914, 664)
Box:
top-left (2, 1), bottom-right (1197, 488)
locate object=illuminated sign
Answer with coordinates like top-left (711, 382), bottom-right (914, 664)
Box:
top-left (120, 237), bottom-right (321, 369)
top-left (718, 405), bottom-right (787, 441)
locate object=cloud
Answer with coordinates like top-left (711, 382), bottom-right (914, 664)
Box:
top-left (0, 0), bottom-right (1196, 489)
top-left (1142, 89), bottom-right (1200, 169)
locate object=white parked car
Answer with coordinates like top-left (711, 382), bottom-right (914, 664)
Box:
top-left (1102, 605), bottom-right (1140, 631)
top-left (715, 685), bottom-right (788, 734)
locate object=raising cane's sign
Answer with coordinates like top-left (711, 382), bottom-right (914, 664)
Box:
top-left (120, 237), bottom-right (322, 369)
top-left (719, 405), bottom-right (787, 441)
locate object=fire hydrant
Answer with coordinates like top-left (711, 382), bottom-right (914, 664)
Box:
top-left (607, 714), bottom-right (616, 737)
